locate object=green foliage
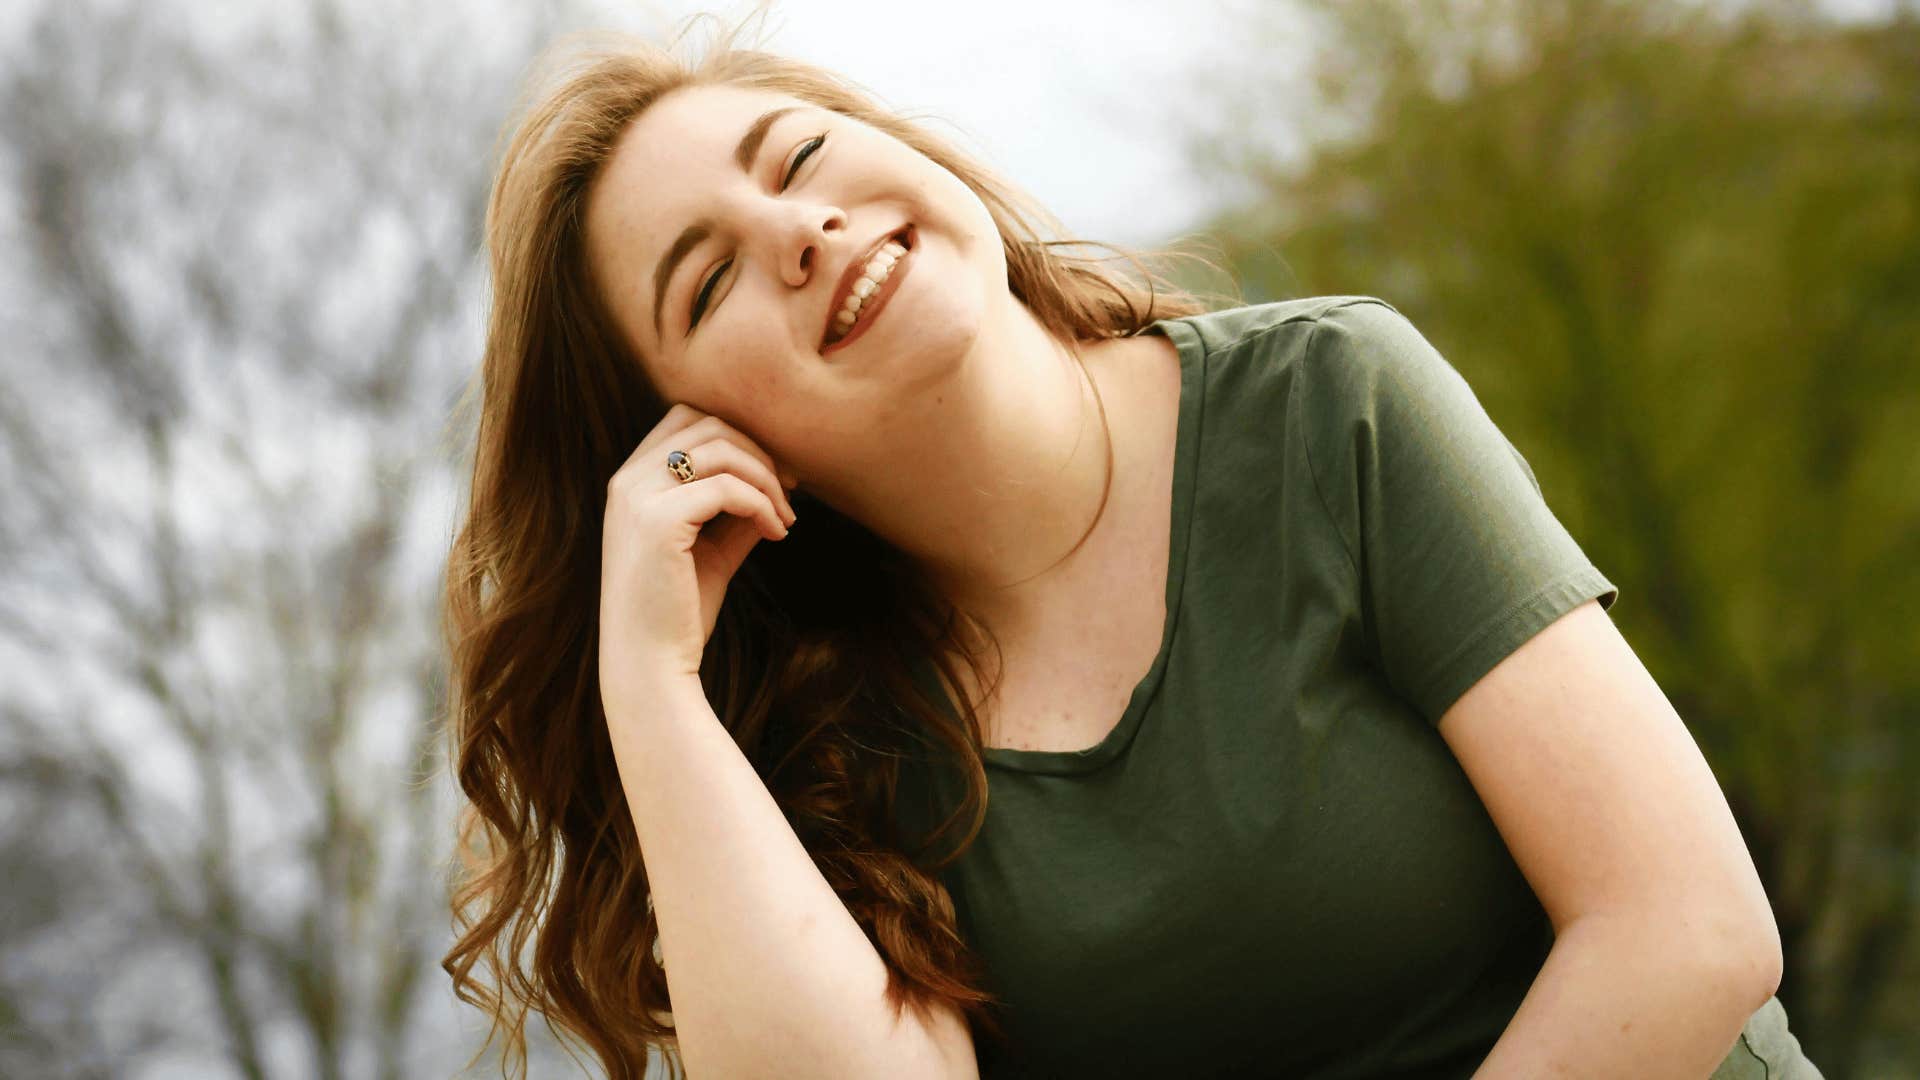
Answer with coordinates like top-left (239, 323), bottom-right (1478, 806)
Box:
top-left (1186, 1), bottom-right (1920, 1073)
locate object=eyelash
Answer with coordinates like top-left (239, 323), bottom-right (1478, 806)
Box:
top-left (690, 133), bottom-right (828, 330)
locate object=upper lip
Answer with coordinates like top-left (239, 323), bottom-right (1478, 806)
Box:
top-left (820, 226), bottom-right (908, 348)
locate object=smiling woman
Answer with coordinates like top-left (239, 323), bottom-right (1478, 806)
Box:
top-left (438, 8), bottom-right (1219, 1079)
top-left (438, 6), bottom-right (1821, 1080)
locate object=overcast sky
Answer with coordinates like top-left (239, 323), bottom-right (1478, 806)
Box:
top-left (610, 0), bottom-right (1904, 249)
top-left (610, 0), bottom-right (1285, 248)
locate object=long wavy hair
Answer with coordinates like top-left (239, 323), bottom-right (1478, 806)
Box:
top-left (439, 9), bottom-right (1228, 1079)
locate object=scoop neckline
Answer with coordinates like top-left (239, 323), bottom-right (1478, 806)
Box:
top-left (965, 316), bottom-right (1204, 776)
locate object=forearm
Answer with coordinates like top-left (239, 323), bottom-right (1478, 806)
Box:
top-left (1473, 912), bottom-right (1778, 1079)
top-left (611, 674), bottom-right (961, 1079)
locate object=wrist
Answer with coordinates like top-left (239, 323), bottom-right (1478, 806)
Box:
top-left (604, 665), bottom-right (708, 726)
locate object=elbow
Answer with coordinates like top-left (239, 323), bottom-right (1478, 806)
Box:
top-left (1679, 893), bottom-right (1786, 1007)
top-left (1745, 926), bottom-right (1784, 1004)
top-left (1689, 912), bottom-right (1784, 1011)
top-left (1574, 905), bottom-right (1784, 1010)
top-left (1719, 900), bottom-right (1785, 1006)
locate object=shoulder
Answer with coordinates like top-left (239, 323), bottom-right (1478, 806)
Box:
top-left (1150, 294), bottom-right (1444, 434)
top-left (1150, 294), bottom-right (1412, 360)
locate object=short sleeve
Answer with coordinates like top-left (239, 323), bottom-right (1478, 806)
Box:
top-left (1297, 298), bottom-right (1619, 723)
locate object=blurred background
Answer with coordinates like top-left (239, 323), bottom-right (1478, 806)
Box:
top-left (1, 0), bottom-right (1913, 1076)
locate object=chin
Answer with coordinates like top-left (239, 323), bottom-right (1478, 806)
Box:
top-left (839, 257), bottom-right (987, 376)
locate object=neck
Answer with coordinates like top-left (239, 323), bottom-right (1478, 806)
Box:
top-left (811, 299), bottom-right (1119, 643)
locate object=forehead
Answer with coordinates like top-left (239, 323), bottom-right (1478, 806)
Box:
top-left (588, 83), bottom-right (810, 254)
top-left (585, 83), bottom-right (813, 342)
top-left (610, 82), bottom-right (809, 187)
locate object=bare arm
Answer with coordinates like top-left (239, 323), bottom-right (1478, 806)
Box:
top-left (1439, 600), bottom-right (1782, 1076)
top-left (1472, 913), bottom-right (1773, 1078)
top-left (612, 674), bottom-right (979, 1080)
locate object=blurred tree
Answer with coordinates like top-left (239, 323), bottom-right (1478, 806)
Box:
top-left (1184, 0), bottom-right (1920, 1074)
top-left (0, 0), bottom-right (606, 1076)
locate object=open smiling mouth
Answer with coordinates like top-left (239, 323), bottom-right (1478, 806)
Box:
top-left (821, 225), bottom-right (915, 354)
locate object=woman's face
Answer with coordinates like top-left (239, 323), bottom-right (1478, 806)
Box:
top-left (583, 82), bottom-right (1006, 486)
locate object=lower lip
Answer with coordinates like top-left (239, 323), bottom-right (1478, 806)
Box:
top-left (822, 229), bottom-right (914, 356)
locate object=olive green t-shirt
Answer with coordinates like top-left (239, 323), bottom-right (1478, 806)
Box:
top-left (896, 297), bottom-right (1821, 1078)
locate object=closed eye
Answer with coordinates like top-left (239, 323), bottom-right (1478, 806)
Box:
top-left (782, 134), bottom-right (825, 190)
top-left (689, 133), bottom-right (828, 332)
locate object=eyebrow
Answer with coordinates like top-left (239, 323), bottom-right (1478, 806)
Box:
top-left (650, 105), bottom-right (804, 341)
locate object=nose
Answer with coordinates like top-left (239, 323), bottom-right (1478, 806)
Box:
top-left (778, 204), bottom-right (847, 289)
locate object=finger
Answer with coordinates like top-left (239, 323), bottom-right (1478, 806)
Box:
top-left (663, 411), bottom-right (796, 492)
top-left (649, 439), bottom-right (795, 526)
top-left (669, 472), bottom-right (790, 542)
top-left (688, 439), bottom-right (795, 526)
top-left (622, 402), bottom-right (708, 469)
top-left (699, 508), bottom-right (766, 576)
top-left (686, 415), bottom-right (796, 492)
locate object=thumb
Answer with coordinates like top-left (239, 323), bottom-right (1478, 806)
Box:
top-left (702, 511), bottom-right (765, 577)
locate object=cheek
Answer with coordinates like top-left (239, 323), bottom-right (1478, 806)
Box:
top-left (915, 156), bottom-right (991, 231)
top-left (731, 382), bottom-right (770, 423)
top-left (925, 182), bottom-right (1004, 282)
top-left (724, 382), bottom-right (812, 470)
top-left (703, 334), bottom-right (804, 424)
top-left (700, 283), bottom-right (778, 356)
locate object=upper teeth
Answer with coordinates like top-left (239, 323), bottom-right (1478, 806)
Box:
top-left (832, 238), bottom-right (908, 337)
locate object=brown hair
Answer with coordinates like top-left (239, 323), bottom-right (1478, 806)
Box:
top-left (439, 8), bottom-right (1228, 1078)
